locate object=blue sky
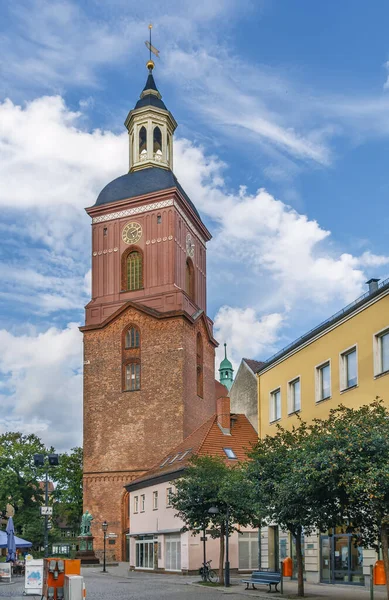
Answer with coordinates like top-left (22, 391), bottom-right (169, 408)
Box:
top-left (0, 0), bottom-right (388, 449)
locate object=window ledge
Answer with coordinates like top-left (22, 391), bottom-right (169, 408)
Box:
top-left (123, 389), bottom-right (141, 393)
top-left (269, 418), bottom-right (281, 425)
top-left (340, 384), bottom-right (358, 394)
top-left (288, 409), bottom-right (301, 417)
top-left (152, 508), bottom-right (158, 511)
top-left (316, 395), bottom-right (332, 404)
top-left (374, 369), bottom-right (389, 379)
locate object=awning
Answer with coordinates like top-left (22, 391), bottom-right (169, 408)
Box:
top-left (0, 530), bottom-right (32, 548)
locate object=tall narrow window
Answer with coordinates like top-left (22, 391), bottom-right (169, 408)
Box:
top-left (340, 347), bottom-right (357, 390)
top-left (127, 251), bottom-right (142, 291)
top-left (374, 329), bottom-right (389, 376)
top-left (125, 363), bottom-right (140, 391)
top-left (125, 327), bottom-right (140, 349)
top-left (288, 378), bottom-right (301, 414)
top-left (270, 388), bottom-right (281, 422)
top-left (167, 135), bottom-right (170, 162)
top-left (139, 126), bottom-right (147, 158)
top-left (316, 361), bottom-right (331, 402)
top-left (196, 332), bottom-right (203, 398)
top-left (185, 258), bottom-right (195, 300)
top-left (153, 126), bottom-right (162, 153)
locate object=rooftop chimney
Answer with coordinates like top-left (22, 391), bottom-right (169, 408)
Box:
top-left (366, 278), bottom-right (380, 294)
top-left (216, 396), bottom-right (231, 435)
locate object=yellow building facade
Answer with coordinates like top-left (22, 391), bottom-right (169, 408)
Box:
top-left (258, 280), bottom-right (389, 438)
top-left (256, 279), bottom-right (389, 586)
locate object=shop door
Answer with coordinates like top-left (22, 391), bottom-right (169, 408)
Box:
top-left (320, 535), bottom-right (363, 585)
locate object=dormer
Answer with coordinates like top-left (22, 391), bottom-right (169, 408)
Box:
top-left (124, 61), bottom-right (177, 173)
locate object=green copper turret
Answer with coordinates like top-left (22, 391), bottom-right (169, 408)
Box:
top-left (218, 343), bottom-right (234, 391)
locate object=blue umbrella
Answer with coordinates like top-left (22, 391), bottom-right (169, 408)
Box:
top-left (5, 517), bottom-right (16, 562)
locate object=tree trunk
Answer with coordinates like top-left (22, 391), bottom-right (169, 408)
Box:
top-left (295, 527), bottom-right (304, 597)
top-left (380, 524), bottom-right (389, 600)
top-left (218, 526), bottom-right (225, 585)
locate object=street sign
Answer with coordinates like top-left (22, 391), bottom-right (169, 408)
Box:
top-left (40, 506), bottom-right (53, 516)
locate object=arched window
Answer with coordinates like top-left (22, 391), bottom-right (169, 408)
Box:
top-left (186, 258), bottom-right (195, 300)
top-left (139, 126), bottom-right (147, 159)
top-left (126, 251), bottom-right (143, 291)
top-left (125, 362), bottom-right (140, 391)
top-left (196, 332), bottom-right (203, 398)
top-left (153, 126), bottom-right (162, 153)
top-left (125, 327), bottom-right (140, 349)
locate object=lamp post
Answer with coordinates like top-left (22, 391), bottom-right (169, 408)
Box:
top-left (34, 453), bottom-right (59, 558)
top-left (102, 521), bottom-right (108, 573)
top-left (208, 505), bottom-right (230, 587)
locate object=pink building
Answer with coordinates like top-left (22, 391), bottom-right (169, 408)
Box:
top-left (125, 397), bottom-right (259, 574)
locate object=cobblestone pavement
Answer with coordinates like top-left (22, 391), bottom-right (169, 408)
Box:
top-left (1, 568), bottom-right (388, 599)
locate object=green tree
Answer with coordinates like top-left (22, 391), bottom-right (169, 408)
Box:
top-left (300, 401), bottom-right (389, 600)
top-left (52, 447), bottom-right (83, 533)
top-left (247, 420), bottom-right (332, 598)
top-left (171, 455), bottom-right (259, 584)
top-left (0, 432), bottom-right (52, 547)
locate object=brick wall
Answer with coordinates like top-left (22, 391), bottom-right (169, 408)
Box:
top-left (83, 305), bottom-right (216, 559)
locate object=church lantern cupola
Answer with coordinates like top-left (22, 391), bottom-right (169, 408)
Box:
top-left (219, 343), bottom-right (234, 391)
top-left (124, 57), bottom-right (177, 173)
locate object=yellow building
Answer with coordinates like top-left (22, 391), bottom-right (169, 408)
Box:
top-left (255, 278), bottom-right (389, 587)
top-left (258, 278), bottom-right (389, 438)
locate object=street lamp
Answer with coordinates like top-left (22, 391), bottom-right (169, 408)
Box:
top-left (208, 506), bottom-right (230, 587)
top-left (34, 453), bottom-right (59, 558)
top-left (102, 521), bottom-right (108, 573)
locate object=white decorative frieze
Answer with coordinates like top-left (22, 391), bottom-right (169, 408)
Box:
top-left (92, 198), bottom-right (207, 245)
top-left (92, 199), bottom-right (174, 224)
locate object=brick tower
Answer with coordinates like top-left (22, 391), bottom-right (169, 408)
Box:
top-left (80, 59), bottom-right (217, 560)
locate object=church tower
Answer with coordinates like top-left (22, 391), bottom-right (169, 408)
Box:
top-left (81, 58), bottom-right (218, 561)
top-left (219, 343), bottom-right (234, 391)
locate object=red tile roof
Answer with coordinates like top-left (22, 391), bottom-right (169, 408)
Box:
top-left (243, 358), bottom-right (265, 373)
top-left (126, 412), bottom-right (258, 491)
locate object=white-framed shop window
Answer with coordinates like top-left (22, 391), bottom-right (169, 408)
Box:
top-left (165, 535), bottom-right (181, 571)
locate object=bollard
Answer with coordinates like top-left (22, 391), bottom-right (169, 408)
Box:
top-left (370, 564), bottom-right (374, 600)
top-left (280, 561), bottom-right (284, 595)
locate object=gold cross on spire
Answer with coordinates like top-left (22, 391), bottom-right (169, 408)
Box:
top-left (145, 24), bottom-right (160, 71)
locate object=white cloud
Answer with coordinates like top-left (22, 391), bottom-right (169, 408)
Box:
top-left (0, 323), bottom-right (83, 450)
top-left (0, 94), bottom-right (387, 448)
top-left (214, 307), bottom-right (283, 369)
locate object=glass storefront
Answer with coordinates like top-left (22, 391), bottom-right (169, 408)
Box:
top-left (320, 534), bottom-right (363, 585)
top-left (239, 532), bottom-right (259, 570)
top-left (135, 535), bottom-right (156, 569)
top-left (165, 535), bottom-right (181, 571)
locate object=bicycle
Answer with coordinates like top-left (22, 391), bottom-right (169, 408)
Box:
top-left (199, 559), bottom-right (218, 583)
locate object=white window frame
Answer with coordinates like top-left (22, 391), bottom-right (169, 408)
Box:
top-left (315, 359), bottom-right (331, 403)
top-left (339, 345), bottom-right (358, 391)
top-left (287, 376), bottom-right (301, 415)
top-left (153, 491), bottom-right (158, 510)
top-left (166, 487), bottom-right (173, 507)
top-left (133, 496), bottom-right (139, 514)
top-left (373, 327), bottom-right (389, 377)
top-left (269, 387), bottom-right (281, 423)
top-left (140, 494), bottom-right (145, 512)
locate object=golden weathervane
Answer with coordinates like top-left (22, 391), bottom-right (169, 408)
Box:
top-left (145, 24), bottom-right (160, 71)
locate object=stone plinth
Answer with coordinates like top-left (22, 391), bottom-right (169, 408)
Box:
top-left (75, 536), bottom-right (99, 565)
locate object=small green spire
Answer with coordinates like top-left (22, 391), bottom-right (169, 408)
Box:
top-left (219, 342), bottom-right (234, 391)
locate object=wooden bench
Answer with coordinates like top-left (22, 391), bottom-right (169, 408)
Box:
top-left (241, 570), bottom-right (281, 592)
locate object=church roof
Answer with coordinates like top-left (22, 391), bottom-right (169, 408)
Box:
top-left (94, 166), bottom-right (201, 220)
